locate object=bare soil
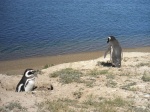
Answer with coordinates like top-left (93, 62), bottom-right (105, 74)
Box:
top-left (0, 52), bottom-right (150, 112)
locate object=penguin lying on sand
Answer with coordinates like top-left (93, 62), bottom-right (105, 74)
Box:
top-left (104, 36), bottom-right (122, 67)
top-left (16, 69), bottom-right (37, 92)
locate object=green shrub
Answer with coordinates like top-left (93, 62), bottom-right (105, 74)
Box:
top-left (50, 68), bottom-right (82, 84)
top-left (43, 64), bottom-right (54, 69)
top-left (84, 80), bottom-right (94, 88)
top-left (83, 95), bottom-right (132, 112)
top-left (88, 69), bottom-right (108, 77)
top-left (37, 98), bottom-right (78, 112)
top-left (106, 80), bottom-right (117, 88)
top-left (121, 82), bottom-right (137, 91)
top-left (106, 74), bottom-right (115, 79)
top-left (0, 102), bottom-right (27, 112)
top-left (136, 62), bottom-right (150, 67)
top-left (73, 91), bottom-right (83, 99)
top-left (142, 72), bottom-right (150, 82)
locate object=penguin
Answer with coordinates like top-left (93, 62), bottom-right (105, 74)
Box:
top-left (16, 69), bottom-right (37, 92)
top-left (104, 36), bottom-right (122, 67)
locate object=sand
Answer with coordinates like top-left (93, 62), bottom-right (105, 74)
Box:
top-left (0, 49), bottom-right (150, 111)
top-left (0, 46), bottom-right (150, 74)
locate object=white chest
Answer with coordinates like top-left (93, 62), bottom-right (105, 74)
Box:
top-left (110, 46), bottom-right (113, 61)
top-left (25, 79), bottom-right (35, 92)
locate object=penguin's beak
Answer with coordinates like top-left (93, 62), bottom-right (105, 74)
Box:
top-left (107, 38), bottom-right (109, 43)
top-left (33, 70), bottom-right (38, 77)
top-left (107, 40), bottom-right (109, 43)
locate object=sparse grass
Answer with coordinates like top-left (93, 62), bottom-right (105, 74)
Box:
top-left (136, 62), bottom-right (150, 67)
top-left (37, 98), bottom-right (79, 112)
top-left (119, 72), bottom-right (130, 76)
top-left (81, 77), bottom-right (96, 88)
top-left (106, 97), bottom-right (131, 107)
top-left (36, 70), bottom-right (44, 75)
top-left (37, 99), bottom-right (68, 112)
top-left (142, 72), bottom-right (150, 82)
top-left (0, 101), bottom-right (27, 112)
top-left (87, 69), bottom-right (100, 77)
top-left (121, 82), bottom-right (137, 91)
top-left (50, 68), bottom-right (83, 84)
top-left (83, 95), bottom-right (132, 112)
top-left (5, 73), bottom-right (17, 76)
top-left (106, 74), bottom-right (115, 79)
top-left (106, 80), bottom-right (117, 88)
top-left (73, 91), bottom-right (83, 99)
top-left (83, 94), bottom-right (97, 106)
top-left (131, 106), bottom-right (150, 112)
top-left (100, 70), bottom-right (109, 74)
top-left (43, 64), bottom-right (54, 69)
top-left (87, 69), bottom-right (109, 77)
top-left (37, 94), bottom-right (133, 112)
top-left (84, 80), bottom-right (94, 88)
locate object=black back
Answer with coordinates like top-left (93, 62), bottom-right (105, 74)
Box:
top-left (15, 69), bottom-right (34, 92)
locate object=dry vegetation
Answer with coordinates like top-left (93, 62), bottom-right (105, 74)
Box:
top-left (0, 52), bottom-right (150, 112)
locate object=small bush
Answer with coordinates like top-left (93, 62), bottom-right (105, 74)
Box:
top-left (142, 72), bottom-right (150, 82)
top-left (36, 70), bottom-right (44, 75)
top-left (37, 96), bottom-right (133, 112)
top-left (106, 80), bottom-right (117, 88)
top-left (88, 69), bottom-right (108, 77)
top-left (37, 98), bottom-right (78, 112)
top-left (83, 94), bottom-right (98, 106)
top-left (119, 72), bottom-right (130, 76)
top-left (43, 64), bottom-right (54, 69)
top-left (73, 91), bottom-right (83, 99)
top-left (83, 95), bottom-right (132, 112)
top-left (50, 68), bottom-right (82, 84)
top-left (132, 106), bottom-right (150, 112)
top-left (84, 80), bottom-right (94, 88)
top-left (136, 63), bottom-right (150, 67)
top-left (100, 70), bottom-right (109, 75)
top-left (121, 82), bottom-right (137, 91)
top-left (0, 101), bottom-right (27, 112)
top-left (37, 99), bottom-right (68, 112)
top-left (106, 74), bottom-right (115, 79)
top-left (87, 69), bottom-right (100, 77)
top-left (105, 97), bottom-right (129, 107)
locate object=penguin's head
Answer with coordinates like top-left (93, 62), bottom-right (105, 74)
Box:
top-left (24, 69), bottom-right (37, 78)
top-left (107, 36), bottom-right (116, 43)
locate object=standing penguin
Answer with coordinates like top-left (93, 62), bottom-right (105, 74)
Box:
top-left (16, 69), bottom-right (37, 92)
top-left (104, 36), bottom-right (122, 67)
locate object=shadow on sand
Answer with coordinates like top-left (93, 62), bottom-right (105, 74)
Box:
top-left (97, 61), bottom-right (113, 67)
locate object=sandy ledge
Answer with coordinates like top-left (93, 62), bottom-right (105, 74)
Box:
top-left (0, 46), bottom-right (150, 74)
top-left (0, 51), bottom-right (150, 112)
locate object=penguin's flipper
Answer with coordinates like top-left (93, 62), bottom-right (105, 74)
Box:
top-left (104, 46), bottom-right (111, 58)
top-left (16, 83), bottom-right (24, 92)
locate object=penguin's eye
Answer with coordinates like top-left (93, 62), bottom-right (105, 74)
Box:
top-left (28, 72), bottom-right (33, 75)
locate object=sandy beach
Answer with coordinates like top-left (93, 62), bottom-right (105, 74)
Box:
top-left (0, 46), bottom-right (150, 74)
top-left (0, 49), bottom-right (150, 111)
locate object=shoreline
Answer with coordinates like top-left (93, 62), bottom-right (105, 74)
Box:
top-left (0, 46), bottom-right (150, 74)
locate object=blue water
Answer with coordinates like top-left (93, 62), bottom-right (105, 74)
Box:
top-left (0, 0), bottom-right (150, 61)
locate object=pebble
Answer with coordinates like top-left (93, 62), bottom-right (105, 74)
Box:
top-left (143, 94), bottom-right (150, 98)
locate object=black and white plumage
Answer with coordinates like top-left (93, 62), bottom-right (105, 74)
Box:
top-left (16, 69), bottom-right (37, 92)
top-left (104, 36), bottom-right (122, 67)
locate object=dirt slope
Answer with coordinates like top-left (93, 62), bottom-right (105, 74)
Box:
top-left (0, 52), bottom-right (150, 112)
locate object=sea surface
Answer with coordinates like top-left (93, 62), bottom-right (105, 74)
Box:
top-left (0, 0), bottom-right (150, 61)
